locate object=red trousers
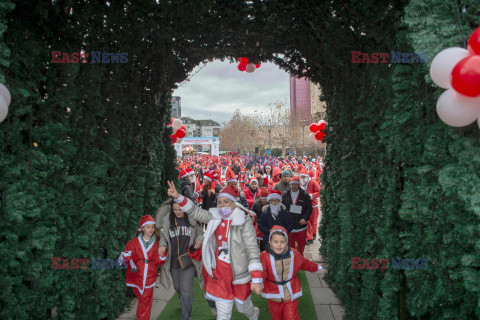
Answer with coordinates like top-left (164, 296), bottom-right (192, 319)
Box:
top-left (307, 206), bottom-right (319, 241)
top-left (288, 229), bottom-right (307, 255)
top-left (133, 287), bottom-right (154, 320)
top-left (268, 299), bottom-right (300, 320)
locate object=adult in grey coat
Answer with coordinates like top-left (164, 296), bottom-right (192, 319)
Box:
top-left (154, 199), bottom-right (204, 320)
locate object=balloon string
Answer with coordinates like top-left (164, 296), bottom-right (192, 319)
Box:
top-left (453, 0), bottom-right (467, 48)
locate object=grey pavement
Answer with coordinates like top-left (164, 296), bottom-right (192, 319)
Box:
top-left (303, 208), bottom-right (345, 320)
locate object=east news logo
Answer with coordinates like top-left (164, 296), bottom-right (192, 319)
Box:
top-left (51, 51), bottom-right (128, 63)
top-left (351, 257), bottom-right (428, 270)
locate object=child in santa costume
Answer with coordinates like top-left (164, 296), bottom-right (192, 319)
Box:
top-left (167, 180), bottom-right (262, 320)
top-left (260, 226), bottom-right (323, 320)
top-left (118, 215), bottom-right (167, 320)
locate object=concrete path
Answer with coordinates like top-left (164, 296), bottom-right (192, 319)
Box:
top-left (303, 209), bottom-right (345, 320)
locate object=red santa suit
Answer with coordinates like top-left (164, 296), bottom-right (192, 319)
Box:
top-left (301, 175), bottom-right (320, 241)
top-left (195, 179), bottom-right (202, 205)
top-left (239, 169), bottom-right (247, 190)
top-left (260, 227), bottom-right (322, 320)
top-left (118, 216), bottom-right (167, 320)
top-left (243, 178), bottom-right (260, 209)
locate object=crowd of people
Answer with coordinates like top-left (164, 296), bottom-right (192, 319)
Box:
top-left (118, 154), bottom-right (326, 320)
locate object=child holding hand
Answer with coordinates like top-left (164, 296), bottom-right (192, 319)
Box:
top-left (260, 226), bottom-right (323, 320)
top-left (118, 215), bottom-right (167, 320)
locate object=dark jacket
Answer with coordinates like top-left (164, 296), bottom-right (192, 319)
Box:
top-left (200, 184), bottom-right (222, 210)
top-left (281, 188), bottom-right (312, 231)
top-left (251, 197), bottom-right (267, 220)
top-left (258, 204), bottom-right (293, 244)
top-left (238, 191), bottom-right (249, 209)
top-left (180, 178), bottom-right (196, 202)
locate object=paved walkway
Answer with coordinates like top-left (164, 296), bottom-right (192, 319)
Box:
top-left (303, 208), bottom-right (345, 320)
top-left (116, 209), bottom-right (344, 320)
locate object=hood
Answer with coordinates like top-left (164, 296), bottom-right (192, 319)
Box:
top-left (272, 167), bottom-right (282, 179)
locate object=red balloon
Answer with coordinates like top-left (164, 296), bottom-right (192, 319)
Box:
top-left (451, 55), bottom-right (480, 97)
top-left (176, 129), bottom-right (186, 139)
top-left (240, 57), bottom-right (249, 64)
top-left (467, 27), bottom-right (480, 55)
top-left (238, 63), bottom-right (246, 72)
top-left (315, 131), bottom-right (326, 141)
top-left (169, 134), bottom-right (176, 139)
top-left (318, 122), bottom-right (326, 131)
top-left (181, 125), bottom-right (186, 131)
top-left (255, 62), bottom-right (261, 68)
top-left (309, 123), bottom-right (320, 132)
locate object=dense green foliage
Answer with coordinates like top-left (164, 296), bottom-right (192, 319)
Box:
top-left (0, 0), bottom-right (479, 319)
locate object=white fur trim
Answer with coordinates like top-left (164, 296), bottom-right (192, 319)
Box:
top-left (291, 226), bottom-right (307, 233)
top-left (248, 262), bottom-right (263, 272)
top-left (205, 292), bottom-right (234, 304)
top-left (218, 192), bottom-right (236, 202)
top-left (159, 254), bottom-right (167, 261)
top-left (232, 275), bottom-right (251, 285)
top-left (234, 294), bottom-right (252, 305)
top-left (269, 229), bottom-right (288, 242)
top-left (141, 221), bottom-right (155, 228)
top-left (251, 277), bottom-right (263, 284)
top-left (267, 193), bottom-right (282, 202)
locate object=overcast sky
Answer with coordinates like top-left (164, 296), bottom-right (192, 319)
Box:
top-left (173, 59), bottom-right (290, 125)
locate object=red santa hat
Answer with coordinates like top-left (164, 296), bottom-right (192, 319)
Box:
top-left (248, 177), bottom-right (258, 185)
top-left (179, 170), bottom-right (188, 179)
top-left (186, 168), bottom-right (195, 176)
top-left (290, 176), bottom-right (301, 184)
top-left (218, 184), bottom-right (239, 202)
top-left (299, 169), bottom-right (309, 177)
top-left (203, 172), bottom-right (213, 182)
top-left (259, 187), bottom-right (269, 199)
top-left (269, 225), bottom-right (289, 242)
top-left (138, 215), bottom-right (155, 231)
top-left (267, 189), bottom-right (282, 202)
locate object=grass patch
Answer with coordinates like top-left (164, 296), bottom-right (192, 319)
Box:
top-left (159, 271), bottom-right (318, 319)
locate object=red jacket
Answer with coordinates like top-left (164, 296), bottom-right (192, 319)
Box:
top-left (304, 178), bottom-right (320, 206)
top-left (260, 248), bottom-right (321, 301)
top-left (243, 187), bottom-right (259, 209)
top-left (120, 235), bottom-right (167, 295)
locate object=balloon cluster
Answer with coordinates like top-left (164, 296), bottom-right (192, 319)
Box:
top-left (430, 26), bottom-right (480, 129)
top-left (0, 83), bottom-right (11, 123)
top-left (308, 120), bottom-right (327, 148)
top-left (167, 118), bottom-right (186, 144)
top-left (237, 57), bottom-right (261, 73)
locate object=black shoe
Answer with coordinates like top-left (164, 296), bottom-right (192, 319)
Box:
top-left (313, 234), bottom-right (317, 240)
top-left (307, 240), bottom-right (313, 245)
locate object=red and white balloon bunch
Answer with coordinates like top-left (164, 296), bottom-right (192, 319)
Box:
top-left (0, 83), bottom-right (12, 123)
top-left (237, 57), bottom-right (261, 73)
top-left (308, 120), bottom-right (327, 148)
top-left (430, 26), bottom-right (480, 129)
top-left (167, 118), bottom-right (186, 144)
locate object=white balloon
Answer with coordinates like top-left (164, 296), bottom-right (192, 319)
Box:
top-left (0, 95), bottom-right (8, 123)
top-left (436, 89), bottom-right (480, 127)
top-left (246, 64), bottom-right (256, 73)
top-left (0, 83), bottom-right (11, 106)
top-left (172, 118), bottom-right (183, 130)
top-left (308, 132), bottom-right (316, 143)
top-left (318, 120), bottom-right (326, 125)
top-left (430, 47), bottom-right (469, 89)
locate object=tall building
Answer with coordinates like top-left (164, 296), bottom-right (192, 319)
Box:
top-left (171, 96), bottom-right (181, 118)
top-left (290, 76), bottom-right (326, 123)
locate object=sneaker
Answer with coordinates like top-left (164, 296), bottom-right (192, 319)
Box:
top-left (307, 240), bottom-right (313, 245)
top-left (211, 307), bottom-right (217, 317)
